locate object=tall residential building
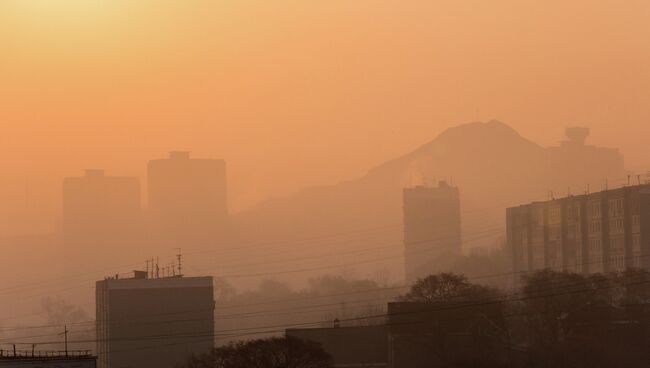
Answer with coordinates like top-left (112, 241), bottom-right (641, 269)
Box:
top-left (147, 151), bottom-right (228, 250)
top-left (403, 181), bottom-right (462, 281)
top-left (507, 183), bottom-right (650, 276)
top-left (96, 273), bottom-right (215, 368)
top-left (62, 170), bottom-right (141, 260)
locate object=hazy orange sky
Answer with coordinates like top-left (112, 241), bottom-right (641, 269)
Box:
top-left (1, 0), bottom-right (649, 235)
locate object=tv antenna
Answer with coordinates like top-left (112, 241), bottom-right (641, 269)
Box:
top-left (176, 248), bottom-right (183, 276)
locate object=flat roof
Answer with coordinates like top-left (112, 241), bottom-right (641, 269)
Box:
top-left (98, 276), bottom-right (213, 290)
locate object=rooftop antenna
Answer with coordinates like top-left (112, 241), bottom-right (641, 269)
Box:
top-left (176, 248), bottom-right (182, 276)
top-left (145, 259), bottom-right (149, 278)
top-left (156, 257), bottom-right (160, 279)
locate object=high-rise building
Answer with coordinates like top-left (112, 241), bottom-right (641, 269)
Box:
top-left (507, 183), bottom-right (650, 276)
top-left (96, 273), bottom-right (215, 368)
top-left (403, 181), bottom-right (462, 281)
top-left (62, 170), bottom-right (142, 261)
top-left (147, 151), bottom-right (228, 250)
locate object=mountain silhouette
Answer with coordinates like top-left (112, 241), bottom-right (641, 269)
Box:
top-left (227, 120), bottom-right (623, 280)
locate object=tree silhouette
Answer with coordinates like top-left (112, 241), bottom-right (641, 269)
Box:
top-left (394, 273), bottom-right (507, 367)
top-left (180, 336), bottom-right (331, 368)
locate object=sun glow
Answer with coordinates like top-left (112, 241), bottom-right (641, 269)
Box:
top-left (2, 0), bottom-right (120, 26)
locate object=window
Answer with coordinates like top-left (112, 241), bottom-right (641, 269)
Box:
top-left (609, 198), bottom-right (624, 217)
top-left (633, 215), bottom-right (640, 232)
top-left (568, 223), bottom-right (580, 239)
top-left (589, 201), bottom-right (601, 218)
top-left (589, 220), bottom-right (601, 234)
top-left (633, 234), bottom-right (641, 252)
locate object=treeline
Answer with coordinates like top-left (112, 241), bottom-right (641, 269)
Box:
top-left (213, 275), bottom-right (400, 345)
top-left (198, 268), bottom-right (650, 368)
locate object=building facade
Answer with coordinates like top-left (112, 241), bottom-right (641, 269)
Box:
top-left (507, 184), bottom-right (650, 276)
top-left (96, 274), bottom-right (215, 368)
top-left (147, 151), bottom-right (228, 249)
top-left (403, 181), bottom-right (462, 281)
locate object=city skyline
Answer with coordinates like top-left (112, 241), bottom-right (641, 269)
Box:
top-left (1, 2), bottom-right (649, 367)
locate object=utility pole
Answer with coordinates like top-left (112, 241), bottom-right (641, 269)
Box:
top-left (176, 248), bottom-right (182, 276)
top-left (59, 325), bottom-right (68, 357)
top-left (64, 325), bottom-right (68, 357)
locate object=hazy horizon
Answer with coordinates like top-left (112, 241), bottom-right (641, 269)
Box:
top-left (1, 0), bottom-right (650, 236)
top-left (2, 4), bottom-right (650, 367)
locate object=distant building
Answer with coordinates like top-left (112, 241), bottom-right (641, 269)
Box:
top-left (62, 170), bottom-right (141, 261)
top-left (403, 181), bottom-right (462, 281)
top-left (96, 273), bottom-right (215, 368)
top-left (286, 325), bottom-right (388, 368)
top-left (147, 151), bottom-right (228, 250)
top-left (507, 183), bottom-right (650, 276)
top-left (0, 351), bottom-right (96, 368)
top-left (547, 127), bottom-right (625, 191)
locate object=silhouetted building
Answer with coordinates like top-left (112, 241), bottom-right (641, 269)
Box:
top-left (547, 127), bottom-right (625, 191)
top-left (286, 325), bottom-right (388, 368)
top-left (147, 151), bottom-right (228, 250)
top-left (96, 273), bottom-right (214, 368)
top-left (508, 183), bottom-right (650, 276)
top-left (0, 351), bottom-right (96, 368)
top-left (403, 181), bottom-right (461, 281)
top-left (62, 170), bottom-right (141, 261)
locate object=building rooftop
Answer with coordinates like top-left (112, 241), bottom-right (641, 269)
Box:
top-left (0, 350), bottom-right (93, 360)
top-left (510, 182), bottom-right (650, 209)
